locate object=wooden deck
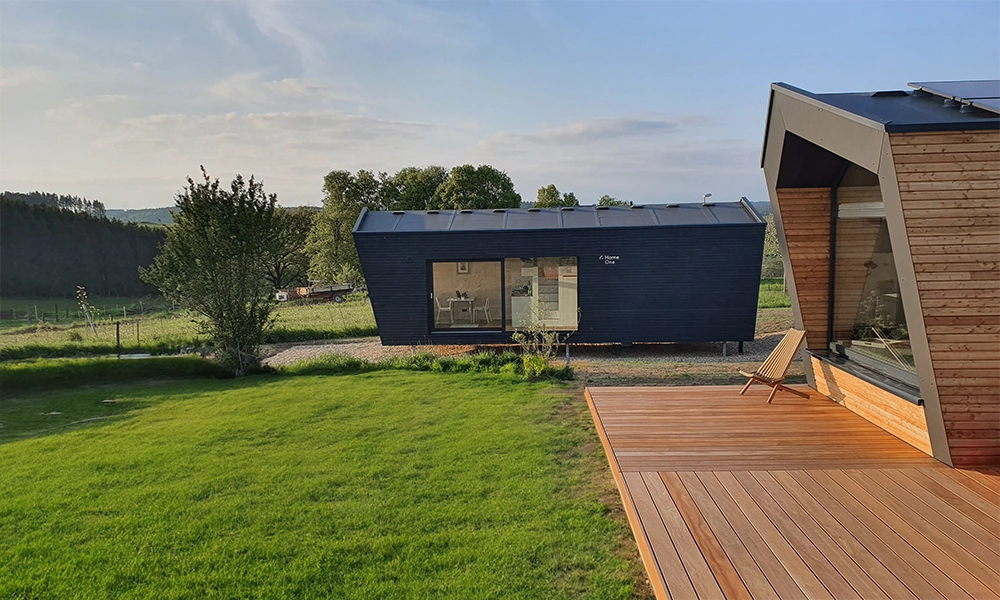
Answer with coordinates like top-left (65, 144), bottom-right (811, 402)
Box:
top-left (586, 385), bottom-right (1000, 600)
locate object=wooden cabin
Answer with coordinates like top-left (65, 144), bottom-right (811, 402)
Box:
top-left (762, 81), bottom-right (1000, 467)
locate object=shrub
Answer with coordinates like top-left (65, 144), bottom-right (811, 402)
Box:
top-left (522, 355), bottom-right (549, 379)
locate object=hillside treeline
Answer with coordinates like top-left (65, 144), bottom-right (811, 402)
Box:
top-left (0, 199), bottom-right (165, 297)
top-left (1, 190), bottom-right (107, 218)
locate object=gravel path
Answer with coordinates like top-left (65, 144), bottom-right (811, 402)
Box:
top-left (262, 330), bottom-right (793, 368)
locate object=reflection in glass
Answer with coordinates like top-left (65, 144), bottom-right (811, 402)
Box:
top-left (834, 216), bottom-right (914, 376)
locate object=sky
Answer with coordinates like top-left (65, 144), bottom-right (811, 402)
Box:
top-left (1, 1), bottom-right (998, 209)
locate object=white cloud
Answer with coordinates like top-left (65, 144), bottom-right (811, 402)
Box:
top-left (208, 71), bottom-right (336, 104)
top-left (482, 117), bottom-right (682, 150)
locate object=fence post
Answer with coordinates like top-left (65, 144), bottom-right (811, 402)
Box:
top-left (116, 321), bottom-right (121, 358)
top-left (136, 321), bottom-right (140, 351)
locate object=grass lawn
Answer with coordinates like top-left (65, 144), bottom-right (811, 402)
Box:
top-left (757, 279), bottom-right (791, 309)
top-left (0, 370), bottom-right (640, 599)
top-left (0, 297), bottom-right (377, 360)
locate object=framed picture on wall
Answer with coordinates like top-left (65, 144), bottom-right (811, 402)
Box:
top-left (457, 262), bottom-right (469, 274)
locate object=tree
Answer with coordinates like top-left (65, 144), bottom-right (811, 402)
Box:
top-left (430, 164), bottom-right (521, 210)
top-left (306, 170), bottom-right (384, 287)
top-left (141, 167), bottom-right (281, 375)
top-left (266, 206), bottom-right (314, 290)
top-left (536, 184), bottom-right (561, 207)
top-left (381, 166), bottom-right (449, 210)
top-left (534, 184), bottom-right (580, 208)
top-left (761, 213), bottom-right (784, 279)
top-left (598, 194), bottom-right (631, 207)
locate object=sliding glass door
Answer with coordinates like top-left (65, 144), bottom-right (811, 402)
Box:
top-left (504, 257), bottom-right (578, 331)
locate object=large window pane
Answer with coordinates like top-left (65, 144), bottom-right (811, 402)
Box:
top-left (504, 257), bottom-right (578, 331)
top-left (832, 175), bottom-right (914, 380)
top-left (431, 261), bottom-right (501, 329)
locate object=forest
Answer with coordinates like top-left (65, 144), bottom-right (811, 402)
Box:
top-left (0, 198), bottom-right (165, 297)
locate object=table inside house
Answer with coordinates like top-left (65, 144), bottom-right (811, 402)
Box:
top-left (448, 298), bottom-right (475, 323)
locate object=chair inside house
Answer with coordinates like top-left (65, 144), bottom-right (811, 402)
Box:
top-left (472, 296), bottom-right (494, 325)
top-left (434, 297), bottom-right (453, 325)
top-left (740, 327), bottom-right (809, 403)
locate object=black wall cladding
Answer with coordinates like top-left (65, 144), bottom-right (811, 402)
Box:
top-left (355, 206), bottom-right (765, 346)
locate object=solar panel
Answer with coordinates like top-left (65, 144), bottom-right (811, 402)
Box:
top-left (971, 97), bottom-right (1000, 113)
top-left (909, 80), bottom-right (1000, 114)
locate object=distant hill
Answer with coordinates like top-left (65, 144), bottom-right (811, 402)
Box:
top-left (106, 207), bottom-right (175, 224)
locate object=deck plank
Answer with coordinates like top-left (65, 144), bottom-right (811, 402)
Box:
top-left (825, 470), bottom-right (1000, 600)
top-left (624, 471), bottom-right (697, 600)
top-left (643, 472), bottom-right (726, 600)
top-left (662, 472), bottom-right (752, 600)
top-left (585, 385), bottom-right (996, 600)
top-left (678, 472), bottom-right (779, 600)
top-left (751, 471), bottom-right (891, 600)
top-left (696, 472), bottom-right (807, 600)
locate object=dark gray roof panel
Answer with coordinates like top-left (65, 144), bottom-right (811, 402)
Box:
top-left (355, 202), bottom-right (761, 233)
top-left (773, 82), bottom-right (1000, 132)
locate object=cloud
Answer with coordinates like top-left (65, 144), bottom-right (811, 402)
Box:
top-left (482, 117), bottom-right (681, 150)
top-left (208, 71), bottom-right (336, 104)
top-left (244, 1), bottom-right (324, 70)
top-left (0, 66), bottom-right (51, 89)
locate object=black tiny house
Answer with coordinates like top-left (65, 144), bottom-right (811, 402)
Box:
top-left (353, 200), bottom-right (765, 346)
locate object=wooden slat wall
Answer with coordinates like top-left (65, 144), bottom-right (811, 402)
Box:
top-left (811, 356), bottom-right (933, 455)
top-left (776, 188), bottom-right (831, 350)
top-left (890, 129), bottom-right (1000, 468)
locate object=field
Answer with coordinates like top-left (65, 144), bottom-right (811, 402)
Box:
top-left (0, 296), bottom-right (377, 360)
top-left (0, 367), bottom-right (641, 599)
top-left (757, 278), bottom-right (792, 309)
top-left (1, 282), bottom-right (788, 360)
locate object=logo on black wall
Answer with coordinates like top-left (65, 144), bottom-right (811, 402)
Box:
top-left (599, 255), bottom-right (619, 265)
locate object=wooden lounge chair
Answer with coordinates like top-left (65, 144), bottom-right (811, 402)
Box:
top-left (740, 328), bottom-right (809, 403)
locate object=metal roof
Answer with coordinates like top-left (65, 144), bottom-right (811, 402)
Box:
top-left (354, 200), bottom-right (762, 233)
top-left (771, 81), bottom-right (1000, 133)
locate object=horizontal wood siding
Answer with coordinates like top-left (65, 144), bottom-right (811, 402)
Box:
top-left (890, 129), bottom-right (1000, 467)
top-left (811, 357), bottom-right (932, 456)
top-left (776, 188), bottom-right (831, 351)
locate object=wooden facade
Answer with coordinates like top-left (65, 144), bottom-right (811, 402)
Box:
top-left (763, 82), bottom-right (999, 468)
top-left (891, 130), bottom-right (1000, 467)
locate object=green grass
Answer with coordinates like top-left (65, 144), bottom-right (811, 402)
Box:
top-left (758, 279), bottom-right (791, 309)
top-left (0, 371), bottom-right (636, 598)
top-left (0, 297), bottom-right (378, 360)
top-left (0, 356), bottom-right (230, 398)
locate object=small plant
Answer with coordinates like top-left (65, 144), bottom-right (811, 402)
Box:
top-left (521, 355), bottom-right (549, 379)
top-left (67, 330), bottom-right (83, 342)
top-left (509, 307), bottom-right (571, 380)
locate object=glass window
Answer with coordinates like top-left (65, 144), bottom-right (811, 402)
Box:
top-left (832, 175), bottom-right (915, 383)
top-left (504, 257), bottom-right (578, 331)
top-left (431, 261), bottom-right (501, 329)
